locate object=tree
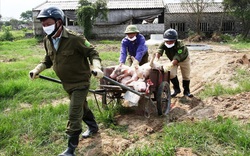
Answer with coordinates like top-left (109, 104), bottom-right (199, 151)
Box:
top-left (20, 10), bottom-right (32, 22)
top-left (223, 0), bottom-right (250, 39)
top-left (77, 0), bottom-right (108, 38)
top-left (9, 19), bottom-right (19, 30)
top-left (180, 0), bottom-right (214, 35)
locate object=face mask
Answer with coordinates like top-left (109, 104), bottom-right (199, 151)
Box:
top-left (127, 36), bottom-right (137, 41)
top-left (165, 42), bottom-right (175, 48)
top-left (43, 24), bottom-right (55, 35)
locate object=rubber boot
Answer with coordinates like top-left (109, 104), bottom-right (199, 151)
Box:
top-left (58, 135), bottom-right (79, 156)
top-left (170, 76), bottom-right (181, 97)
top-left (82, 110), bottom-right (99, 138)
top-left (183, 80), bottom-right (193, 98)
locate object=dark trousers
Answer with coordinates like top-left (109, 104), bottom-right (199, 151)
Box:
top-left (66, 88), bottom-right (90, 136)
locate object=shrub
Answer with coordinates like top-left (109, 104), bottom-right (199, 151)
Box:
top-left (0, 25), bottom-right (14, 41)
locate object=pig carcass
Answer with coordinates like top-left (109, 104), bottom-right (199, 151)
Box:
top-left (109, 64), bottom-right (138, 85)
top-left (132, 53), bottom-right (162, 81)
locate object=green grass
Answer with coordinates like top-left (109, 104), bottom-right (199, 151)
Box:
top-left (1, 34), bottom-right (250, 155)
top-left (0, 105), bottom-right (68, 155)
top-left (198, 68), bottom-right (250, 99)
top-left (0, 38), bottom-right (65, 111)
top-left (0, 30), bottom-right (33, 40)
top-left (121, 116), bottom-right (250, 156)
top-left (229, 41), bottom-right (250, 50)
top-left (97, 40), bottom-right (121, 44)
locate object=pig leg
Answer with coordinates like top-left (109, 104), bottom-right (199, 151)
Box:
top-left (120, 76), bottom-right (132, 85)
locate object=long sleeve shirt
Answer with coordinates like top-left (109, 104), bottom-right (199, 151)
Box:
top-left (41, 27), bottom-right (101, 93)
top-left (157, 40), bottom-right (189, 62)
top-left (119, 33), bottom-right (148, 64)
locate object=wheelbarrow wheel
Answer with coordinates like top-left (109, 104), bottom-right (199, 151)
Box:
top-left (102, 91), bottom-right (124, 109)
top-left (156, 81), bottom-right (171, 116)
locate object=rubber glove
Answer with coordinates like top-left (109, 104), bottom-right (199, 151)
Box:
top-left (163, 62), bottom-right (173, 73)
top-left (92, 59), bottom-right (104, 79)
top-left (29, 63), bottom-right (46, 80)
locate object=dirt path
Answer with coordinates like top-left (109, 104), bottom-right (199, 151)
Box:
top-left (78, 43), bottom-right (250, 155)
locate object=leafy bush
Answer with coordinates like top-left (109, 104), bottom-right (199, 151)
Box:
top-left (220, 33), bottom-right (233, 42)
top-left (0, 25), bottom-right (14, 41)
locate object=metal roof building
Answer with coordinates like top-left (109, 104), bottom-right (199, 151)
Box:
top-left (32, 1), bottom-right (240, 39)
top-left (33, 0), bottom-right (165, 24)
top-left (107, 0), bottom-right (164, 9)
top-left (33, 0), bottom-right (79, 11)
top-left (165, 2), bottom-right (224, 13)
top-left (33, 0), bottom-right (164, 11)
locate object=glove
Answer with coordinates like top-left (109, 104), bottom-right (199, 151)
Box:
top-left (131, 59), bottom-right (139, 68)
top-left (163, 62), bottom-right (173, 73)
top-left (29, 63), bottom-right (46, 80)
top-left (92, 59), bottom-right (104, 79)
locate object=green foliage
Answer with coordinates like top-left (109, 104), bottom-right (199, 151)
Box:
top-left (77, 0), bottom-right (108, 38)
top-left (77, 6), bottom-right (95, 38)
top-left (0, 25), bottom-right (14, 41)
top-left (20, 10), bottom-right (32, 21)
top-left (9, 19), bottom-right (19, 30)
top-left (220, 33), bottom-right (250, 43)
top-left (223, 0), bottom-right (250, 38)
top-left (78, 0), bottom-right (92, 6)
top-left (220, 33), bottom-right (234, 41)
top-left (93, 0), bottom-right (108, 21)
top-left (187, 28), bottom-right (196, 37)
top-left (22, 28), bottom-right (28, 33)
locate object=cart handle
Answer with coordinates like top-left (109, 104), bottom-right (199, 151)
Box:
top-left (39, 75), bottom-right (62, 84)
top-left (30, 73), bottom-right (62, 84)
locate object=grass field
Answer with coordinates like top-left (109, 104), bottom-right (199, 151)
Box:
top-left (0, 35), bottom-right (250, 155)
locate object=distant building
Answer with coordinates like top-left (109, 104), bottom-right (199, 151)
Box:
top-left (32, 0), bottom-right (165, 39)
top-left (165, 2), bottom-right (240, 38)
top-left (32, 0), bottom-right (240, 39)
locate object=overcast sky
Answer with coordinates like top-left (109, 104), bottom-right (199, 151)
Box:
top-left (0, 0), bottom-right (46, 20)
top-left (0, 0), bottom-right (223, 20)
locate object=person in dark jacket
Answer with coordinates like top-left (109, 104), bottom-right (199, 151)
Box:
top-left (119, 25), bottom-right (149, 67)
top-left (156, 28), bottom-right (193, 98)
top-left (29, 6), bottom-right (103, 156)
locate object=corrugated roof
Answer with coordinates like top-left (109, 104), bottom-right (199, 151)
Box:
top-left (108, 0), bottom-right (164, 9)
top-left (33, 0), bottom-right (164, 11)
top-left (33, 0), bottom-right (80, 11)
top-left (166, 2), bottom-right (224, 13)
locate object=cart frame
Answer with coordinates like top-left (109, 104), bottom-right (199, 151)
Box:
top-left (90, 67), bottom-right (171, 117)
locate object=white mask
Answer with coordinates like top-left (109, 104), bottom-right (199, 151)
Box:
top-left (127, 36), bottom-right (137, 41)
top-left (165, 42), bottom-right (175, 48)
top-left (43, 24), bottom-right (55, 35)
